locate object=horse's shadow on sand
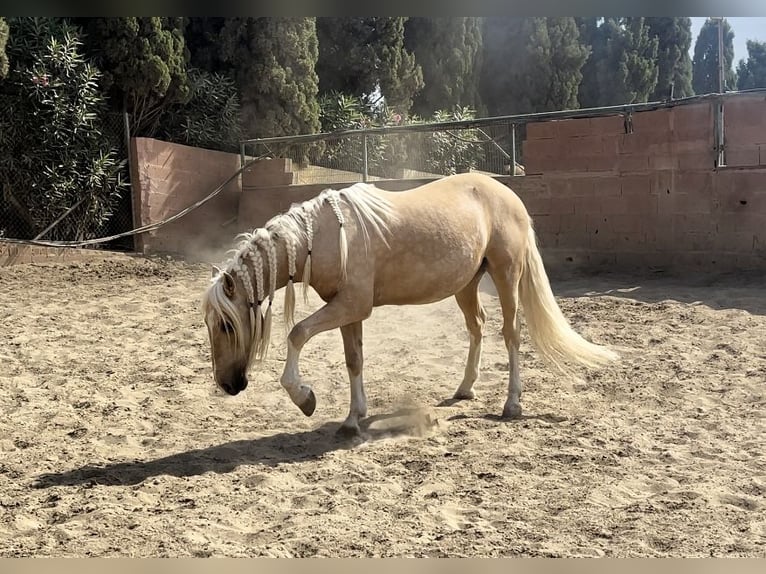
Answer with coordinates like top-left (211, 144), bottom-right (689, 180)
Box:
top-left (32, 405), bottom-right (565, 490)
top-left (31, 409), bottom-right (441, 489)
top-left (436, 398), bottom-right (567, 424)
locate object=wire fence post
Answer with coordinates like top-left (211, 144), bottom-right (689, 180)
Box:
top-left (123, 109), bottom-right (137, 243)
top-left (362, 134), bottom-right (369, 183)
top-left (720, 100), bottom-right (726, 167)
top-left (239, 140), bottom-right (247, 195)
top-left (511, 123), bottom-right (517, 176)
top-left (714, 97), bottom-right (725, 168)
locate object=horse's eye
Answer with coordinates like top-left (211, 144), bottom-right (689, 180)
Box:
top-left (221, 321), bottom-right (234, 333)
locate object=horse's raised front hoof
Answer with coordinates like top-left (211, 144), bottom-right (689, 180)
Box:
top-left (453, 388), bottom-right (476, 400)
top-left (299, 389), bottom-right (316, 417)
top-left (336, 423), bottom-right (361, 438)
top-left (502, 402), bottom-right (522, 419)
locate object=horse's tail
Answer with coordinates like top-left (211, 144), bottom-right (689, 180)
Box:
top-left (518, 222), bottom-right (618, 374)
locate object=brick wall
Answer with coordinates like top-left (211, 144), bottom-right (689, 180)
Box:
top-left (524, 102), bottom-right (714, 174)
top-left (129, 137), bottom-right (241, 257)
top-left (722, 94), bottom-right (766, 167)
top-left (517, 96), bottom-right (766, 271)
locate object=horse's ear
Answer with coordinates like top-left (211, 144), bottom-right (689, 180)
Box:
top-left (211, 265), bottom-right (221, 279)
top-left (222, 271), bottom-right (236, 298)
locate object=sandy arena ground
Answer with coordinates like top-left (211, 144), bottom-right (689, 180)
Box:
top-left (0, 255), bottom-right (764, 557)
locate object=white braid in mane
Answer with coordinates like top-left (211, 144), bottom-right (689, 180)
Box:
top-left (202, 181), bottom-right (397, 371)
top-left (325, 190), bottom-right (347, 281)
top-left (283, 232), bottom-right (297, 332)
top-left (299, 205), bottom-right (313, 305)
top-left (252, 229), bottom-right (275, 361)
top-left (247, 247), bottom-right (266, 362)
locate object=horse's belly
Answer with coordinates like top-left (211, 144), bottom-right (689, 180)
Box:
top-left (371, 194), bottom-right (490, 305)
top-left (372, 250), bottom-right (482, 306)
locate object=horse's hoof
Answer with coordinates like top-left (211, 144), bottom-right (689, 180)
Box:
top-left (336, 423), bottom-right (360, 438)
top-left (502, 403), bottom-right (522, 419)
top-left (453, 389), bottom-right (476, 400)
top-left (299, 389), bottom-right (316, 417)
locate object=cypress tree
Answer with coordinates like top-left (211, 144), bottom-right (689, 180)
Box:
top-left (185, 17), bottom-right (228, 73)
top-left (576, 17), bottom-right (603, 108)
top-left (404, 17), bottom-right (483, 116)
top-left (481, 17), bottom-right (588, 115)
top-left (77, 17), bottom-right (190, 136)
top-left (316, 17), bottom-right (423, 114)
top-left (233, 18), bottom-right (320, 138)
top-left (316, 17), bottom-right (381, 98)
top-left (372, 17), bottom-right (424, 112)
top-left (646, 17), bottom-right (694, 99)
top-left (188, 17), bottom-right (321, 139)
top-left (737, 39), bottom-right (766, 89)
top-left (692, 17), bottom-right (736, 94)
top-left (578, 17), bottom-right (659, 107)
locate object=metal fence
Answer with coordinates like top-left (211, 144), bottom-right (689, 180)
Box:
top-left (0, 96), bottom-right (135, 251)
top-left (99, 111), bottom-right (136, 252)
top-left (241, 89), bottom-right (766, 185)
top-left (242, 120), bottom-right (524, 186)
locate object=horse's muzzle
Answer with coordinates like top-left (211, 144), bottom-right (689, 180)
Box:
top-left (221, 373), bottom-right (248, 395)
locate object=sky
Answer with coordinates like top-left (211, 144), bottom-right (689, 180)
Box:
top-left (690, 17), bottom-right (766, 65)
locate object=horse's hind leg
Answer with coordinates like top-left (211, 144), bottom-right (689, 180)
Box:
top-left (339, 320), bottom-right (366, 436)
top-left (487, 260), bottom-right (524, 419)
top-left (453, 269), bottom-right (487, 400)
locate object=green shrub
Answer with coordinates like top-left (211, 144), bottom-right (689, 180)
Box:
top-left (0, 18), bottom-right (127, 241)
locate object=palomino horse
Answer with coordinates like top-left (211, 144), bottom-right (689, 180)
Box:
top-left (202, 172), bottom-right (617, 435)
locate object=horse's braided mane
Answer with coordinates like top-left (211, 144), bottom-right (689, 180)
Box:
top-left (202, 182), bottom-right (397, 368)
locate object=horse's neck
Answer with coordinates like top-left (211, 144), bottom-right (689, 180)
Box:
top-left (256, 201), bottom-right (340, 295)
top-left (258, 229), bottom-right (309, 292)
top-left (258, 237), bottom-right (287, 294)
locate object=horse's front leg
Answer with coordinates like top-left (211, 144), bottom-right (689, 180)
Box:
top-left (279, 297), bottom-right (369, 418)
top-left (339, 320), bottom-right (365, 436)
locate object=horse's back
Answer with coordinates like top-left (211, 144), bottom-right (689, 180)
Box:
top-left (378, 173), bottom-right (528, 221)
top-left (378, 172), bottom-right (530, 252)
top-left (363, 173), bottom-right (530, 305)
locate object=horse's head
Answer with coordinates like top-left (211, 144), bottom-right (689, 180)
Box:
top-left (202, 266), bottom-right (255, 396)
